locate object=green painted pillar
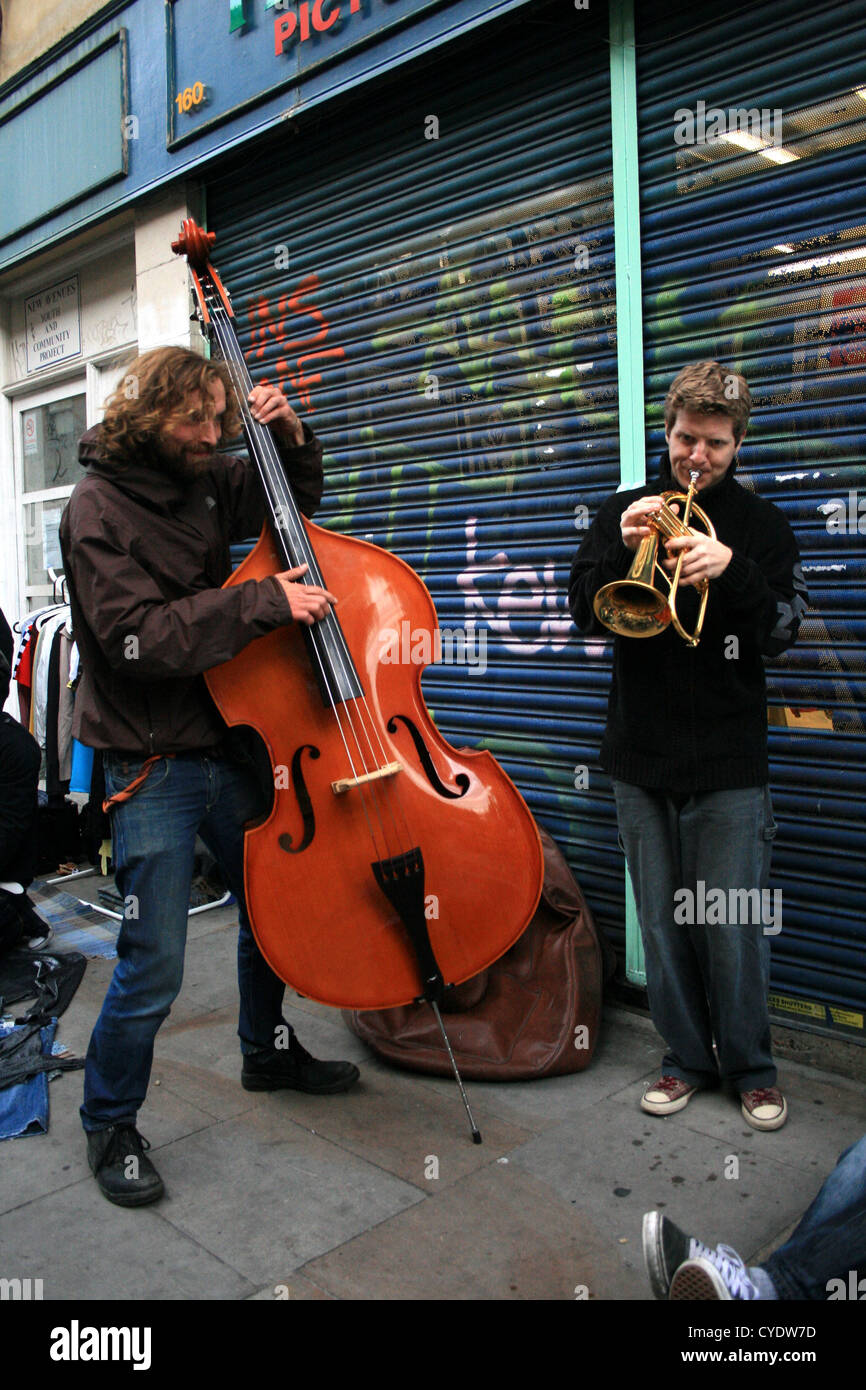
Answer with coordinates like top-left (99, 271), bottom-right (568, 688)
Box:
top-left (609, 0), bottom-right (646, 986)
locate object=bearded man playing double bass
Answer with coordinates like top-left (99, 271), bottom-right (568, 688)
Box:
top-left (569, 361), bottom-right (808, 1133)
top-left (59, 346), bottom-right (357, 1209)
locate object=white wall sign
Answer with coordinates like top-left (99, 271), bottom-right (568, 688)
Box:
top-left (25, 276), bottom-right (82, 372)
top-left (42, 505), bottom-right (64, 571)
top-left (22, 410), bottom-right (42, 456)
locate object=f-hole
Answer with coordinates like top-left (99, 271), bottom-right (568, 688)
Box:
top-left (387, 715), bottom-right (470, 799)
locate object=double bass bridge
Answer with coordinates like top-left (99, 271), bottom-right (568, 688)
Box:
top-left (331, 760), bottom-right (402, 795)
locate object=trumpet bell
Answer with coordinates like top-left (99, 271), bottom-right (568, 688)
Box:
top-left (593, 530), bottom-right (673, 638)
top-left (593, 579), bottom-right (671, 638)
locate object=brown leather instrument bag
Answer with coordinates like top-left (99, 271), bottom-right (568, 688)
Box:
top-left (344, 825), bottom-right (608, 1080)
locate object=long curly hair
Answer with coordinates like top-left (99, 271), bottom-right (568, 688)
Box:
top-left (100, 347), bottom-right (243, 462)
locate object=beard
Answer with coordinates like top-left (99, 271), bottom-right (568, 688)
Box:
top-left (149, 437), bottom-right (217, 485)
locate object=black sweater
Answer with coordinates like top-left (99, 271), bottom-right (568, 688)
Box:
top-left (568, 453), bottom-right (809, 793)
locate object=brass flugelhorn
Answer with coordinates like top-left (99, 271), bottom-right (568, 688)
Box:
top-left (593, 471), bottom-right (715, 647)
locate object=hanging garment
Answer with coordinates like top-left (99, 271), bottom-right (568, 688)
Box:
top-left (44, 623), bottom-right (64, 795)
top-left (31, 610), bottom-right (70, 751)
top-left (11, 617), bottom-right (37, 685)
top-left (57, 631), bottom-right (75, 785)
top-left (12, 605), bottom-right (69, 730)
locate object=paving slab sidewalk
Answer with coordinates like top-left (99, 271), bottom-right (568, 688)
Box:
top-left (1, 890), bottom-right (863, 1305)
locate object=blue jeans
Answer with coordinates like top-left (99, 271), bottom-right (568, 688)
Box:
top-left (81, 750), bottom-right (289, 1132)
top-left (613, 781), bottom-right (777, 1092)
top-left (764, 1136), bottom-right (866, 1299)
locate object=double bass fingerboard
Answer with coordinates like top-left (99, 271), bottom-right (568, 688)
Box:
top-left (203, 279), bottom-right (364, 710)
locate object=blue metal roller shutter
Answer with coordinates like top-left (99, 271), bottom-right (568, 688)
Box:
top-left (207, 2), bottom-right (627, 950)
top-left (636, 0), bottom-right (866, 1037)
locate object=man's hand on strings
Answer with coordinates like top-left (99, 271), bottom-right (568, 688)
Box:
top-left (248, 384), bottom-right (304, 447)
top-left (274, 564), bottom-right (338, 625)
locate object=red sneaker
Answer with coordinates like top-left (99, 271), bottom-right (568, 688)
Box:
top-left (640, 1075), bottom-right (698, 1115)
top-left (740, 1086), bottom-right (787, 1131)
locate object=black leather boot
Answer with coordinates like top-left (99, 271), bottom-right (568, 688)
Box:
top-left (242, 1034), bottom-right (359, 1095)
top-left (87, 1124), bottom-right (165, 1207)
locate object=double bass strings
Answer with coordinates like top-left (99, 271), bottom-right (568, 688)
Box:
top-left (207, 296), bottom-right (416, 866)
top-left (208, 306), bottom-right (390, 836)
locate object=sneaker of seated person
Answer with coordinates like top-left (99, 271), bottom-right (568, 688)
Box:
top-left (642, 1211), bottom-right (718, 1299)
top-left (670, 1243), bottom-right (762, 1301)
top-left (17, 894), bottom-right (53, 950)
top-left (0, 886), bottom-right (52, 950)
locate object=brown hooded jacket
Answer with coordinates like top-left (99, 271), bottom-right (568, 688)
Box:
top-left (59, 423), bottom-right (323, 755)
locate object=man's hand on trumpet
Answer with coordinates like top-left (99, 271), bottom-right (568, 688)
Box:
top-left (662, 532), bottom-right (733, 586)
top-left (620, 497), bottom-right (668, 551)
top-left (620, 496), bottom-right (732, 586)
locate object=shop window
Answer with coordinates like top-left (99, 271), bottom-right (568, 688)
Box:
top-left (14, 387), bottom-right (86, 610)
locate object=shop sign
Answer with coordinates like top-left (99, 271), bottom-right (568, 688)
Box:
top-left (230, 0), bottom-right (380, 45)
top-left (25, 277), bottom-right (82, 373)
top-left (169, 0), bottom-right (418, 148)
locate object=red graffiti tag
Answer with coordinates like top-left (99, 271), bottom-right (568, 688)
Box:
top-left (829, 287), bottom-right (866, 367)
top-left (249, 275), bottom-right (346, 411)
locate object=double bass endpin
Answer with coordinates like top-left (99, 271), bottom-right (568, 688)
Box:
top-left (430, 1000), bottom-right (483, 1145)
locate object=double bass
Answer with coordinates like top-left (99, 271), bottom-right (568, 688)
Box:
top-left (173, 220), bottom-right (544, 1140)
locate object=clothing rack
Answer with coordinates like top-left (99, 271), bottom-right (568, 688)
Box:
top-left (11, 598), bottom-right (77, 797)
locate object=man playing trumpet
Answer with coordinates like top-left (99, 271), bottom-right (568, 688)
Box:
top-left (569, 361), bottom-right (808, 1131)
